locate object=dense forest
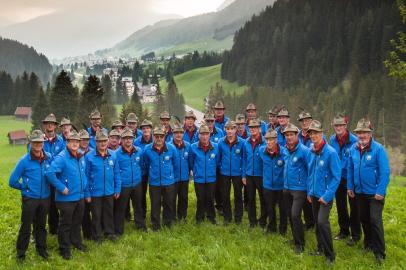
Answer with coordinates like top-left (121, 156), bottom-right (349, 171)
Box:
top-left (0, 37), bottom-right (52, 85)
top-left (220, 0), bottom-right (405, 149)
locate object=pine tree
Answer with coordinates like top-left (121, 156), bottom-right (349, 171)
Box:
top-left (31, 87), bottom-right (49, 131)
top-left (119, 89), bottom-right (143, 123)
top-left (76, 75), bottom-right (104, 127)
top-left (49, 70), bottom-right (79, 120)
top-left (165, 77), bottom-right (185, 119)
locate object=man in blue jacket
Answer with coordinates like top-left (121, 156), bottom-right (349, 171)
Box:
top-left (183, 110), bottom-right (199, 144)
top-left (134, 119), bottom-right (154, 218)
top-left (143, 127), bottom-right (178, 230)
top-left (245, 103), bottom-right (267, 135)
top-left (190, 124), bottom-right (220, 224)
top-left (282, 123), bottom-right (311, 254)
top-left (259, 129), bottom-right (287, 235)
top-left (170, 123), bottom-right (192, 221)
top-left (87, 109), bottom-right (108, 149)
top-left (330, 114), bottom-right (360, 245)
top-left (242, 119), bottom-right (267, 228)
top-left (160, 111), bottom-right (174, 143)
top-left (114, 128), bottom-right (146, 234)
top-left (46, 131), bottom-right (90, 260)
top-left (218, 121), bottom-right (245, 224)
top-left (126, 112), bottom-right (142, 139)
top-left (307, 120), bottom-right (341, 264)
top-left (347, 119), bottom-right (390, 264)
top-left (85, 131), bottom-right (121, 242)
top-left (276, 107), bottom-right (290, 147)
top-left (9, 130), bottom-right (52, 262)
top-left (214, 101), bottom-right (229, 131)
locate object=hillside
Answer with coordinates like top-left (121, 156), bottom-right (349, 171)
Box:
top-left (0, 37), bottom-right (52, 85)
top-left (99, 0), bottom-right (276, 57)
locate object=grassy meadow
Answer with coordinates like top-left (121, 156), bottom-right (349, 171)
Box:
top-left (0, 115), bottom-right (405, 269)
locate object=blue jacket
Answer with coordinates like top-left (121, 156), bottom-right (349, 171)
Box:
top-left (307, 143), bottom-right (341, 202)
top-left (190, 142), bottom-right (220, 183)
top-left (245, 120), bottom-right (268, 136)
top-left (218, 137), bottom-right (244, 176)
top-left (87, 127), bottom-right (109, 149)
top-left (143, 143), bottom-right (178, 186)
top-left (46, 149), bottom-right (89, 202)
top-left (165, 130), bottom-right (174, 143)
top-left (242, 136), bottom-right (266, 177)
top-left (85, 149), bottom-right (121, 197)
top-left (329, 132), bottom-right (358, 180)
top-left (214, 116), bottom-right (230, 131)
top-left (210, 127), bottom-right (224, 144)
top-left (170, 141), bottom-right (192, 182)
top-left (28, 135), bottom-right (65, 158)
top-left (276, 126), bottom-right (286, 147)
top-left (9, 151), bottom-right (52, 199)
top-left (284, 143), bottom-right (311, 191)
top-left (298, 132), bottom-right (312, 148)
top-left (115, 146), bottom-right (143, 188)
top-left (134, 136), bottom-right (153, 151)
top-left (347, 139), bottom-right (390, 196)
top-left (133, 129), bottom-right (143, 140)
top-left (183, 126), bottom-right (199, 144)
top-left (259, 146), bottom-right (286, 190)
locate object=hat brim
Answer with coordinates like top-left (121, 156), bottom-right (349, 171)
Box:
top-left (42, 120), bottom-right (58, 124)
top-left (308, 128), bottom-right (323, 133)
top-left (297, 116), bottom-right (312, 121)
top-left (29, 138), bottom-right (45, 143)
top-left (354, 128), bottom-right (372, 133)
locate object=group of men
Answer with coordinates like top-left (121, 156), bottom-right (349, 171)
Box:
top-left (9, 101), bottom-right (390, 265)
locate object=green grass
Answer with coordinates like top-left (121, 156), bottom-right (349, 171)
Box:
top-left (160, 64), bottom-right (246, 111)
top-left (1, 116), bottom-right (406, 269)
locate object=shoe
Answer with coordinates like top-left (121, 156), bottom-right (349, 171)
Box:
top-left (346, 237), bottom-right (359, 246)
top-left (37, 249), bottom-right (49, 259)
top-left (74, 244), bottom-right (88, 252)
top-left (16, 254), bottom-right (25, 263)
top-left (107, 234), bottom-right (118, 242)
top-left (60, 251), bottom-right (71, 260)
top-left (305, 224), bottom-right (315, 231)
top-left (209, 219), bottom-right (218, 225)
top-left (334, 232), bottom-right (349, 240)
top-left (326, 257), bottom-right (335, 265)
top-left (294, 245), bottom-right (304, 254)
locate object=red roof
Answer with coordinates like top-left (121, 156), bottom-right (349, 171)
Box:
top-left (8, 130), bottom-right (27, 140)
top-left (14, 107), bottom-right (32, 116)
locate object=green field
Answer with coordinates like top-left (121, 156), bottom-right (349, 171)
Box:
top-left (1, 115), bottom-right (406, 269)
top-left (160, 64), bottom-right (246, 111)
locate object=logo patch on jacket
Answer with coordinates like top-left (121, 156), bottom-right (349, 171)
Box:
top-left (135, 157), bottom-right (140, 162)
top-left (319, 160), bottom-right (324, 167)
top-left (235, 149), bottom-right (241, 154)
top-left (184, 152), bottom-right (188, 157)
top-left (214, 138), bottom-right (219, 142)
top-left (277, 160), bottom-right (284, 166)
top-left (165, 156), bottom-right (170, 161)
top-left (109, 160), bottom-right (114, 166)
top-left (210, 153), bottom-right (216, 159)
top-left (366, 155), bottom-right (372, 161)
top-left (293, 156), bottom-right (298, 163)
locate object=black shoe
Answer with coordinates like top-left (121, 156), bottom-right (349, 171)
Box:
top-left (60, 251), bottom-right (71, 260)
top-left (326, 257), bottom-right (335, 265)
top-left (16, 254), bottom-right (25, 263)
top-left (346, 237), bottom-right (359, 246)
top-left (305, 224), bottom-right (315, 231)
top-left (334, 232), bottom-right (349, 240)
top-left (37, 249), bottom-right (49, 259)
top-left (74, 244), bottom-right (88, 252)
top-left (294, 245), bottom-right (304, 254)
top-left (107, 234), bottom-right (118, 242)
top-left (209, 219), bottom-right (218, 225)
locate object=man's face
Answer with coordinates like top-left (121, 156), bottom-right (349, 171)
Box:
top-left (154, 134), bottom-right (165, 146)
top-left (249, 126), bottom-right (259, 137)
top-left (277, 116), bottom-right (289, 126)
top-left (114, 127), bottom-right (123, 132)
top-left (300, 118), bottom-right (312, 130)
top-left (185, 118), bottom-right (195, 128)
top-left (214, 108), bottom-right (224, 118)
top-left (225, 127), bottom-right (236, 138)
top-left (160, 118), bottom-right (170, 128)
top-left (237, 123), bottom-right (245, 132)
top-left (80, 139), bottom-right (90, 149)
top-left (91, 118), bottom-right (101, 128)
top-left (109, 136), bottom-right (120, 148)
top-left (122, 137), bottom-right (133, 148)
top-left (127, 122), bottom-right (137, 131)
top-left (285, 132), bottom-right (298, 145)
top-left (205, 119), bottom-right (215, 129)
top-left (31, 141), bottom-right (44, 152)
top-left (43, 122), bottom-right (56, 133)
top-left (96, 140), bottom-right (108, 151)
top-left (142, 126), bottom-right (151, 137)
top-left (62, 125), bottom-right (72, 135)
top-left (67, 140), bottom-right (80, 152)
top-left (247, 109), bottom-right (257, 119)
top-left (266, 138), bottom-right (276, 149)
top-left (199, 133), bottom-right (210, 145)
top-left (356, 131), bottom-right (372, 146)
top-left (333, 124), bottom-right (347, 136)
top-left (174, 132), bottom-right (183, 141)
top-left (309, 131), bottom-right (323, 145)
top-left (268, 114), bottom-right (277, 124)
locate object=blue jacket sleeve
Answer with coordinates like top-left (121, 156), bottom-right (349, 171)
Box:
top-left (322, 151), bottom-right (341, 203)
top-left (114, 157), bottom-right (121, 194)
top-left (242, 143), bottom-right (247, 178)
top-left (376, 147), bottom-right (390, 196)
top-left (9, 157), bottom-right (25, 190)
top-left (45, 155), bottom-right (67, 193)
top-left (347, 152), bottom-right (354, 191)
top-left (83, 161), bottom-right (90, 199)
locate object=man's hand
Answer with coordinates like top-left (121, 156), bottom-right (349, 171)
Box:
top-left (307, 196), bottom-right (312, 203)
top-left (375, 194), bottom-right (384, 201)
top-left (62, 187), bottom-right (69, 195)
top-left (347, 190), bottom-right (355, 198)
top-left (318, 197), bottom-right (327, 205)
top-left (114, 193), bottom-right (120, 199)
top-left (85, 197), bottom-right (91, 203)
top-left (242, 178), bottom-right (247, 186)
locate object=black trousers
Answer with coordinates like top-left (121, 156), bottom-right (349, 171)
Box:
top-left (56, 200), bottom-right (85, 253)
top-left (16, 197), bottom-right (49, 256)
top-left (221, 175), bottom-right (243, 223)
top-left (114, 184), bottom-right (145, 235)
top-left (358, 194), bottom-right (385, 259)
top-left (246, 176), bottom-right (267, 226)
top-left (81, 201), bottom-right (92, 239)
top-left (335, 178), bottom-right (361, 239)
top-left (141, 175), bottom-right (148, 219)
top-left (263, 189), bottom-right (287, 233)
top-left (303, 199), bottom-right (315, 228)
top-left (149, 184), bottom-right (175, 230)
top-left (48, 186), bottom-right (59, 234)
top-left (243, 185), bottom-right (248, 209)
top-left (90, 195), bottom-right (115, 240)
top-left (175, 181), bottom-right (189, 220)
top-left (194, 182), bottom-right (216, 223)
top-left (215, 171), bottom-right (222, 210)
top-left (125, 198), bottom-right (132, 220)
top-left (284, 190), bottom-right (306, 247)
top-left (311, 197), bottom-right (335, 260)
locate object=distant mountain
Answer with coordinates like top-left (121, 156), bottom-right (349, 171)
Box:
top-left (100, 0), bottom-right (276, 57)
top-left (0, 37), bottom-right (52, 84)
top-left (217, 0), bottom-right (236, 11)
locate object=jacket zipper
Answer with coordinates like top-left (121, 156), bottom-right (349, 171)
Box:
top-left (103, 158), bottom-right (106, 195)
top-left (204, 151), bottom-right (207, 183)
top-left (76, 159), bottom-right (83, 198)
top-left (358, 153), bottom-right (363, 193)
top-left (40, 162), bottom-right (43, 199)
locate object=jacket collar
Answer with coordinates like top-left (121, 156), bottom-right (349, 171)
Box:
top-left (153, 143), bottom-right (168, 154)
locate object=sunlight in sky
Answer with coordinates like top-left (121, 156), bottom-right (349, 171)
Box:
top-left (152, 0), bottom-right (224, 17)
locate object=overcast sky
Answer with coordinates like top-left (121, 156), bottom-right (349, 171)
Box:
top-left (0, 0), bottom-right (225, 59)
